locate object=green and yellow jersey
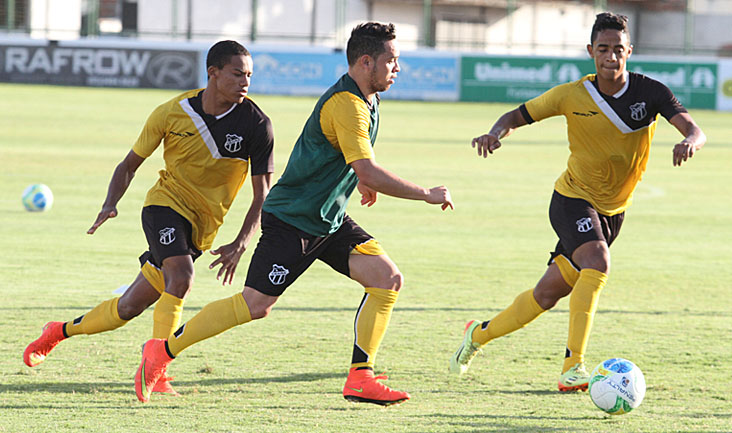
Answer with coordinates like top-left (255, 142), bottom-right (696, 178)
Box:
top-left (263, 73), bottom-right (377, 236)
top-left (520, 72), bottom-right (686, 216)
top-left (133, 88), bottom-right (274, 250)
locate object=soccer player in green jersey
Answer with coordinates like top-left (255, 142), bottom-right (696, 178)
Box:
top-left (135, 22), bottom-right (453, 406)
top-left (450, 12), bottom-right (705, 391)
top-left (23, 41), bottom-right (275, 396)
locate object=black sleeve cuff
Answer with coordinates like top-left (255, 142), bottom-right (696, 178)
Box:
top-left (518, 104), bottom-right (535, 125)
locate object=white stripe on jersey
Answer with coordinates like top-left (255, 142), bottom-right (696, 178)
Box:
top-left (582, 79), bottom-right (655, 134)
top-left (179, 98), bottom-right (223, 159)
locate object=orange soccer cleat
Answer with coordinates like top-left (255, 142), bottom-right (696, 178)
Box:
top-left (343, 368), bottom-right (410, 406)
top-left (152, 373), bottom-right (181, 396)
top-left (135, 338), bottom-right (174, 403)
top-left (23, 321), bottom-right (67, 367)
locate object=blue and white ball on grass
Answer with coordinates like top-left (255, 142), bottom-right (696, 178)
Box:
top-left (589, 358), bottom-right (646, 415)
top-left (22, 184), bottom-right (54, 212)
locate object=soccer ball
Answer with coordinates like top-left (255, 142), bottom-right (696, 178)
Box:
top-left (589, 358), bottom-right (646, 415)
top-left (22, 184), bottom-right (54, 212)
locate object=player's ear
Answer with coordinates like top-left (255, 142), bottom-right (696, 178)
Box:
top-left (207, 65), bottom-right (219, 80)
top-left (359, 54), bottom-right (372, 69)
top-left (627, 44), bottom-right (634, 57)
top-left (586, 43), bottom-right (594, 57)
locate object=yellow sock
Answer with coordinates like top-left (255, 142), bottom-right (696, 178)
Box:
top-left (65, 297), bottom-right (128, 336)
top-left (350, 287), bottom-right (399, 369)
top-left (471, 289), bottom-right (545, 346)
top-left (153, 292), bottom-right (185, 339)
top-left (167, 293), bottom-right (251, 357)
top-left (563, 268), bottom-right (608, 372)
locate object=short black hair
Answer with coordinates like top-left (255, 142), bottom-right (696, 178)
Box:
top-left (346, 22), bottom-right (396, 66)
top-left (590, 12), bottom-right (629, 45)
top-left (206, 40), bottom-right (250, 69)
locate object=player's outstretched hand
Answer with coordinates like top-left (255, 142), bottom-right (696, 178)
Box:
top-left (357, 182), bottom-right (378, 207)
top-left (87, 206), bottom-right (117, 234)
top-left (471, 134), bottom-right (501, 158)
top-left (673, 141), bottom-right (697, 167)
top-left (209, 242), bottom-right (245, 285)
top-left (426, 186), bottom-right (454, 211)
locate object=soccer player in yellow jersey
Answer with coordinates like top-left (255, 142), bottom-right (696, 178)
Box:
top-left (450, 12), bottom-right (705, 391)
top-left (133, 22), bottom-right (453, 406)
top-left (23, 41), bottom-right (275, 396)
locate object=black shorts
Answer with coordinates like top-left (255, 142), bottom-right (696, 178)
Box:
top-left (245, 211), bottom-right (373, 296)
top-left (139, 205), bottom-right (202, 269)
top-left (548, 191), bottom-right (624, 266)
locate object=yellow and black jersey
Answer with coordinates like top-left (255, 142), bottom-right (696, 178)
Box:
top-left (133, 88), bottom-right (275, 250)
top-left (520, 72), bottom-right (686, 215)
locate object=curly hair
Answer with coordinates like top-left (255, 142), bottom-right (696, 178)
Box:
top-left (590, 12), bottom-right (629, 44)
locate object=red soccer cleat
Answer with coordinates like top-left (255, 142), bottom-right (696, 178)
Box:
top-left (23, 321), bottom-right (66, 367)
top-left (135, 339), bottom-right (173, 403)
top-left (152, 373), bottom-right (180, 396)
top-left (343, 368), bottom-right (410, 406)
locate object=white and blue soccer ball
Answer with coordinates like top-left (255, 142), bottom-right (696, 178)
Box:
top-left (22, 183), bottom-right (54, 212)
top-left (589, 358), bottom-right (646, 415)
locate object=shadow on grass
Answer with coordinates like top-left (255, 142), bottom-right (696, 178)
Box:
top-left (0, 371), bottom-right (343, 397)
top-left (410, 413), bottom-right (594, 433)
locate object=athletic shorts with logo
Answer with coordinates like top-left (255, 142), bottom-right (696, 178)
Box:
top-left (245, 211), bottom-right (376, 296)
top-left (139, 205), bottom-right (202, 270)
top-left (548, 190), bottom-right (624, 266)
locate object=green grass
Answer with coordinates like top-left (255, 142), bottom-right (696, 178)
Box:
top-left (1, 83), bottom-right (731, 432)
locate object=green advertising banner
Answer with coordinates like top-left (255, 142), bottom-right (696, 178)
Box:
top-left (460, 56), bottom-right (594, 103)
top-left (460, 56), bottom-right (717, 109)
top-left (628, 61), bottom-right (717, 109)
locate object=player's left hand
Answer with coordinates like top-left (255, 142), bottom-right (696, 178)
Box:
top-left (426, 185), bottom-right (454, 211)
top-left (357, 182), bottom-right (378, 207)
top-left (209, 242), bottom-right (246, 285)
top-left (672, 141), bottom-right (696, 166)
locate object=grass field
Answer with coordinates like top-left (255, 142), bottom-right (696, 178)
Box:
top-left (1, 83), bottom-right (731, 433)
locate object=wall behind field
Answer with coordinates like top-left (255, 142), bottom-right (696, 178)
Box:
top-left (6, 0), bottom-right (732, 57)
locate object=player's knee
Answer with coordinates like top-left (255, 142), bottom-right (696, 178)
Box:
top-left (584, 255), bottom-right (610, 275)
top-left (164, 273), bottom-right (195, 298)
top-left (534, 287), bottom-right (561, 310)
top-left (247, 303), bottom-right (273, 320)
top-left (573, 242), bottom-right (611, 275)
top-left (390, 271), bottom-right (404, 292)
top-left (371, 268), bottom-right (403, 292)
top-left (116, 298), bottom-right (146, 320)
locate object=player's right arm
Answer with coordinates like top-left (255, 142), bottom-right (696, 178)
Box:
top-left (87, 150), bottom-right (146, 234)
top-left (323, 92), bottom-right (453, 211)
top-left (88, 103), bottom-right (166, 234)
top-left (471, 108), bottom-right (528, 158)
top-left (351, 159), bottom-right (453, 210)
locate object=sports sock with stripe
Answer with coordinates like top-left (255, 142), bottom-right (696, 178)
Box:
top-left (350, 287), bottom-right (399, 369)
top-left (65, 297), bottom-right (128, 336)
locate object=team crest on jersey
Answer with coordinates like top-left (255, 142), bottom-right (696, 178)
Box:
top-left (159, 227), bottom-right (176, 245)
top-left (629, 102), bottom-right (647, 121)
top-left (268, 264), bottom-right (290, 285)
top-left (224, 134), bottom-right (243, 153)
top-left (576, 217), bottom-right (593, 233)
